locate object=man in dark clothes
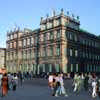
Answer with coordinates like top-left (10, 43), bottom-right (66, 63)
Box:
top-left (18, 71), bottom-right (23, 86)
top-left (84, 74), bottom-right (89, 91)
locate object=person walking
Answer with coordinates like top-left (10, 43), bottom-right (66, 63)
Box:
top-left (54, 74), bottom-right (61, 97)
top-left (18, 71), bottom-right (23, 86)
top-left (84, 73), bottom-right (89, 91)
top-left (59, 74), bottom-right (68, 97)
top-left (48, 73), bottom-right (54, 88)
top-left (73, 74), bottom-right (78, 92)
top-left (92, 79), bottom-right (97, 98)
top-left (1, 73), bottom-right (8, 97)
top-left (12, 74), bottom-right (18, 91)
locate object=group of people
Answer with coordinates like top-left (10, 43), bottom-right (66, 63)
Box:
top-left (48, 73), bottom-right (68, 97)
top-left (0, 71), bottom-right (23, 97)
top-left (48, 72), bottom-right (100, 98)
top-left (1, 71), bottom-right (100, 99)
top-left (73, 73), bottom-right (100, 98)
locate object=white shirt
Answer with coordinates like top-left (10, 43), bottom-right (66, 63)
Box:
top-left (48, 75), bottom-right (53, 82)
top-left (92, 81), bottom-right (97, 91)
top-left (55, 76), bottom-right (60, 82)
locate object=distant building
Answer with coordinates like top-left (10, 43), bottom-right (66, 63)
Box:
top-left (6, 9), bottom-right (100, 73)
top-left (0, 48), bottom-right (6, 68)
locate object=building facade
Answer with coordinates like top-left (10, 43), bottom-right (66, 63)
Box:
top-left (6, 9), bottom-right (100, 73)
top-left (0, 48), bottom-right (6, 68)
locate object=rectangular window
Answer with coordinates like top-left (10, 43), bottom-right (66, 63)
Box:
top-left (70, 49), bottom-right (72, 56)
top-left (23, 39), bottom-right (26, 47)
top-left (50, 32), bottom-right (53, 40)
top-left (56, 45), bottom-right (60, 56)
top-left (55, 64), bottom-right (60, 72)
top-left (75, 50), bottom-right (78, 57)
top-left (69, 33), bottom-right (72, 40)
top-left (71, 64), bottom-right (73, 72)
top-left (57, 30), bottom-right (60, 38)
top-left (76, 64), bottom-right (78, 72)
top-left (50, 46), bottom-right (53, 56)
top-left (74, 35), bottom-right (78, 41)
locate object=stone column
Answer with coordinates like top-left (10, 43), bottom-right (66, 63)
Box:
top-left (60, 29), bottom-right (68, 73)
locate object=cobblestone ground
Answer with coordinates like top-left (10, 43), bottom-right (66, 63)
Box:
top-left (0, 78), bottom-right (99, 100)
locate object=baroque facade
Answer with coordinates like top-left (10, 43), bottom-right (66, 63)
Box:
top-left (0, 48), bottom-right (6, 68)
top-left (6, 9), bottom-right (100, 73)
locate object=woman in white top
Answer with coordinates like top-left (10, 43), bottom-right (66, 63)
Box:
top-left (92, 80), bottom-right (97, 98)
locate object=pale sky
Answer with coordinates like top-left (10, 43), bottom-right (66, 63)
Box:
top-left (0, 0), bottom-right (100, 47)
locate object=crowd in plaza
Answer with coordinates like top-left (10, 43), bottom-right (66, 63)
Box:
top-left (48, 72), bottom-right (100, 99)
top-left (0, 71), bottom-right (40, 97)
top-left (0, 71), bottom-right (24, 97)
top-left (1, 71), bottom-right (100, 99)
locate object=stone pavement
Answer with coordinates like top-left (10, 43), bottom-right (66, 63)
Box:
top-left (0, 78), bottom-right (99, 100)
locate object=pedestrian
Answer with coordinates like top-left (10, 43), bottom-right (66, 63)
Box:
top-left (1, 73), bottom-right (8, 97)
top-left (80, 73), bottom-right (85, 91)
top-left (12, 74), bottom-right (18, 91)
top-left (73, 74), bottom-right (78, 92)
top-left (18, 71), bottom-right (23, 86)
top-left (73, 74), bottom-right (81, 94)
top-left (48, 73), bottom-right (53, 88)
top-left (54, 74), bottom-right (61, 97)
top-left (52, 78), bottom-right (57, 96)
top-left (8, 73), bottom-right (13, 90)
top-left (84, 73), bottom-right (89, 91)
top-left (59, 74), bottom-right (68, 97)
top-left (92, 79), bottom-right (97, 98)
top-left (76, 74), bottom-right (81, 94)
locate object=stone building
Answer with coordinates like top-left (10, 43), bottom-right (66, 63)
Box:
top-left (6, 9), bottom-right (100, 73)
top-left (0, 48), bottom-right (6, 68)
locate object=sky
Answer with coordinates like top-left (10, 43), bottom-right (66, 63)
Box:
top-left (0, 0), bottom-right (100, 48)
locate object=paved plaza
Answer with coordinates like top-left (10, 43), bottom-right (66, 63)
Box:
top-left (0, 79), bottom-right (99, 100)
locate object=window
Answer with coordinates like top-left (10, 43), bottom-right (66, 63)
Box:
top-left (76, 64), bottom-right (78, 72)
top-left (74, 34), bottom-right (78, 41)
top-left (75, 50), bottom-right (78, 57)
top-left (50, 32), bottom-right (53, 40)
top-left (44, 34), bottom-right (46, 42)
top-left (31, 37), bottom-right (34, 45)
top-left (11, 35), bottom-right (13, 39)
top-left (7, 36), bottom-right (10, 40)
top-left (70, 49), bottom-right (72, 56)
top-left (41, 25), bottom-right (46, 30)
top-left (19, 41), bottom-right (22, 47)
top-left (14, 42), bottom-right (16, 48)
top-left (56, 45), bottom-right (60, 56)
top-left (55, 20), bottom-right (60, 26)
top-left (83, 52), bottom-right (85, 58)
top-left (71, 64), bottom-right (73, 72)
top-left (69, 33), bottom-right (72, 40)
top-left (47, 23), bottom-right (50, 29)
top-left (47, 33), bottom-right (50, 40)
top-left (42, 47), bottom-right (45, 57)
top-left (41, 34), bottom-right (43, 41)
top-left (27, 50), bottom-right (30, 59)
top-left (32, 49), bottom-right (34, 58)
top-left (55, 64), bottom-right (60, 72)
top-left (47, 22), bottom-right (52, 29)
top-left (57, 30), bottom-right (60, 38)
top-left (23, 39), bottom-right (26, 47)
top-left (49, 46), bottom-right (53, 56)
top-left (14, 33), bottom-right (17, 38)
top-left (83, 40), bottom-right (85, 45)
